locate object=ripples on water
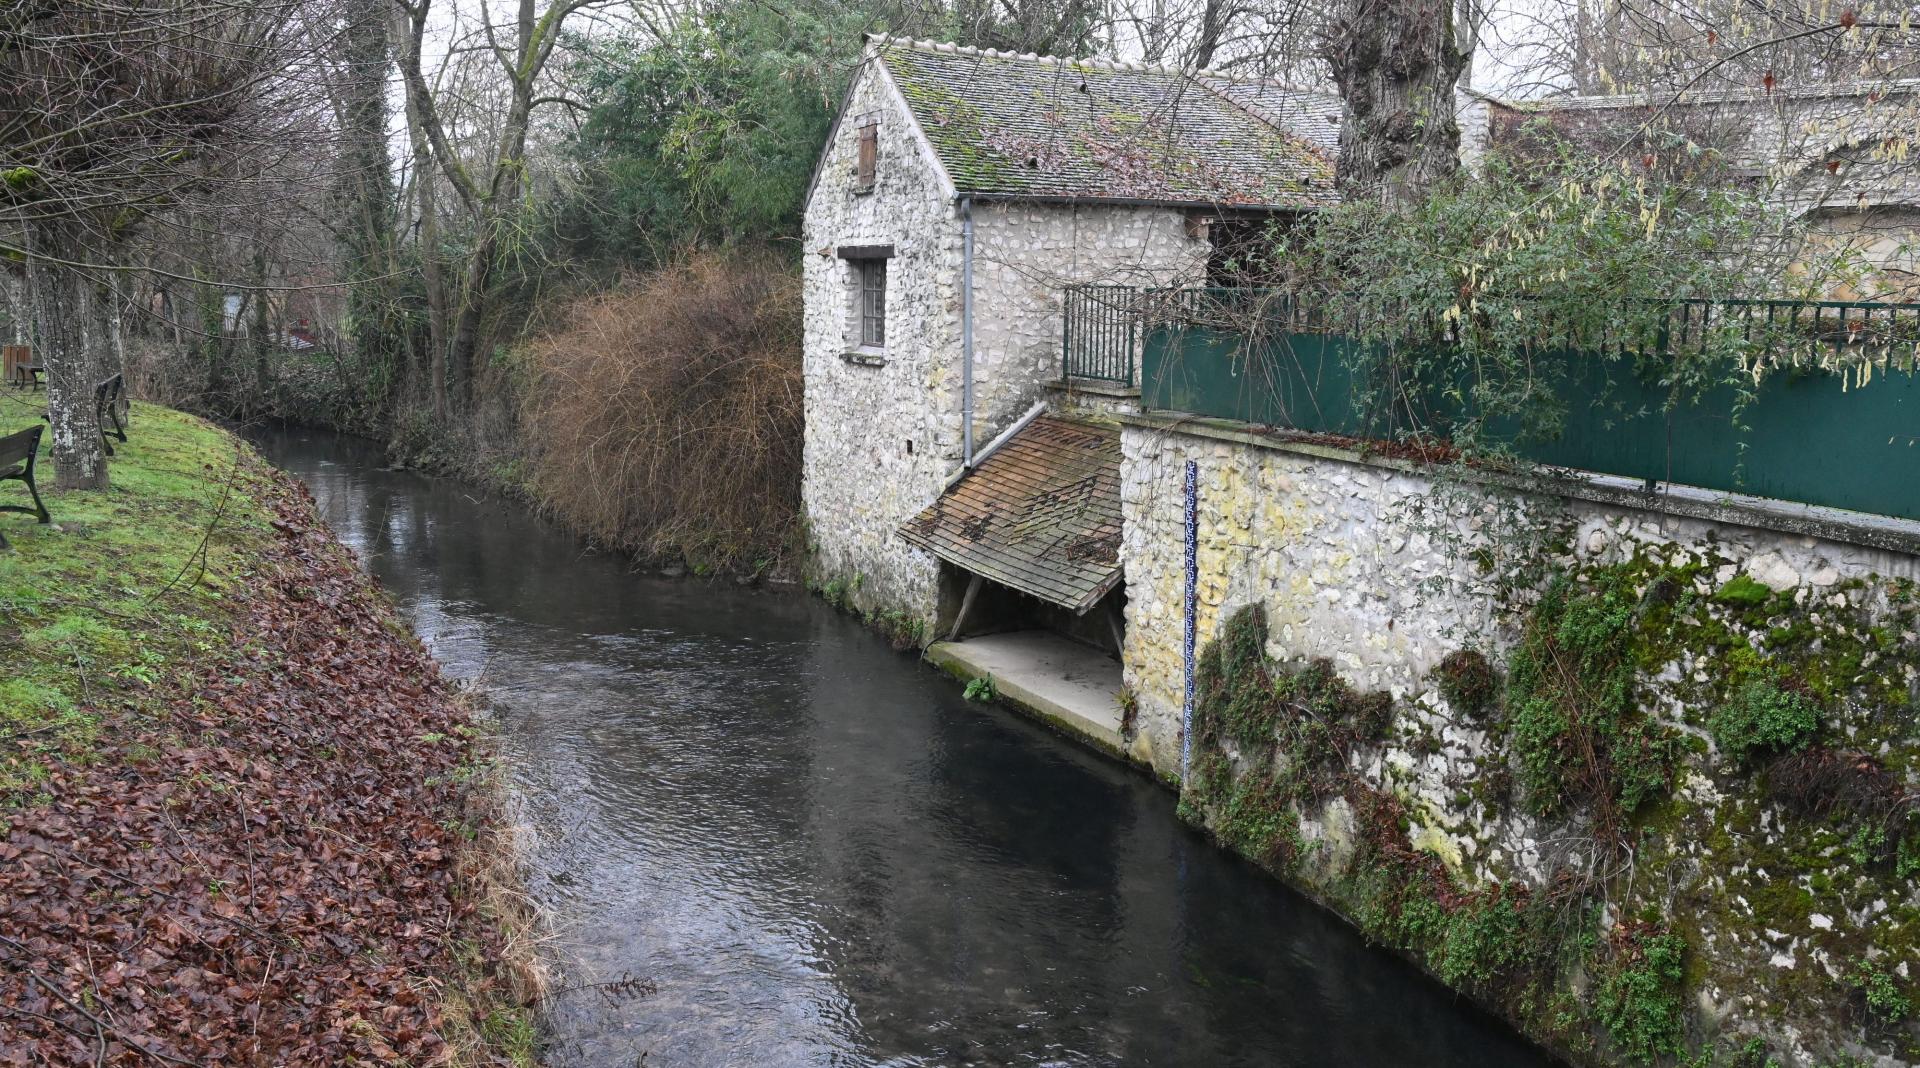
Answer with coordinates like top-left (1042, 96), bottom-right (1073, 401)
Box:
top-left (258, 428), bottom-right (1555, 1068)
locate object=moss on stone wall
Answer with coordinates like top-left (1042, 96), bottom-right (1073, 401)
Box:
top-left (1181, 537), bottom-right (1920, 1068)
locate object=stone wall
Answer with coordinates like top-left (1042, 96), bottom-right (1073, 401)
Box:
top-left (1119, 416), bottom-right (1920, 1065)
top-left (801, 61), bottom-right (961, 624)
top-left (970, 201), bottom-right (1207, 438)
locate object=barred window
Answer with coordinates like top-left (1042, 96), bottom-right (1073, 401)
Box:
top-left (858, 259), bottom-right (886, 348)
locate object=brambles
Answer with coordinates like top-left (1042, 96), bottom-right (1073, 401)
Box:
top-left (522, 253), bottom-right (803, 573)
top-left (1186, 607), bottom-right (1401, 860)
top-left (1597, 926), bottom-right (1690, 1065)
top-left (1505, 571), bottom-right (1677, 828)
top-left (1434, 648), bottom-right (1498, 719)
top-left (869, 609), bottom-right (925, 651)
top-left (1846, 960), bottom-right (1914, 1025)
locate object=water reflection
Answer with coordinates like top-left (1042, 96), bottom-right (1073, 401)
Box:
top-left (255, 426), bottom-right (1555, 1068)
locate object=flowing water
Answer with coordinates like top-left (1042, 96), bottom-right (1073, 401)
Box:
top-left (256, 427), bottom-right (1555, 1068)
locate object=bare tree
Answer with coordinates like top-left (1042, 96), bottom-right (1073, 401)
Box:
top-left (391, 0), bottom-right (612, 419)
top-left (1, 0), bottom-right (331, 489)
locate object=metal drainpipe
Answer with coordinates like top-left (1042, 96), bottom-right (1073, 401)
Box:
top-left (960, 197), bottom-right (975, 467)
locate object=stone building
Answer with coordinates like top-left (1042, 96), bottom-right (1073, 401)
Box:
top-left (799, 35), bottom-right (1335, 648)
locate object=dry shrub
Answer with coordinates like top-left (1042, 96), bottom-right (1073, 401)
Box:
top-left (521, 252), bottom-right (802, 570)
top-left (1767, 746), bottom-right (1904, 821)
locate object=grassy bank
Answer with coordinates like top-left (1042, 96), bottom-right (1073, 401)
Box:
top-left (0, 402), bottom-right (541, 1065)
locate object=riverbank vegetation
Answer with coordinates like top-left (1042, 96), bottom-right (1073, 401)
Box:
top-left (0, 406), bottom-right (540, 1064)
top-left (516, 254), bottom-right (803, 573)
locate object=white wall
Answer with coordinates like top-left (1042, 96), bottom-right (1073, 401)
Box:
top-left (801, 62), bottom-right (963, 623)
top-left (970, 201), bottom-right (1208, 437)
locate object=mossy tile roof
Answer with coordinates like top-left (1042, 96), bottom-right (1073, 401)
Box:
top-left (898, 416), bottom-right (1123, 613)
top-left (876, 39), bottom-right (1337, 209)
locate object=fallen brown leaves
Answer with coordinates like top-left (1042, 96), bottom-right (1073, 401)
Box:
top-left (1, 467), bottom-right (522, 1066)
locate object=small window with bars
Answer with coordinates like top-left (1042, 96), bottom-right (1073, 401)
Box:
top-left (857, 259), bottom-right (886, 348)
top-left (855, 123), bottom-right (878, 192)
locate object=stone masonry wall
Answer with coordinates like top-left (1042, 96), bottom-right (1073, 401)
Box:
top-left (1119, 418), bottom-right (1920, 1065)
top-left (801, 57), bottom-right (1210, 630)
top-left (802, 61), bottom-right (961, 625)
top-left (969, 201), bottom-right (1206, 439)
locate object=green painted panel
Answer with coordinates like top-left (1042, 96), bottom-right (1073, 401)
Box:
top-left (1511, 351), bottom-right (1920, 519)
top-left (1143, 326), bottom-right (1920, 521)
top-left (1143, 326), bottom-right (1383, 436)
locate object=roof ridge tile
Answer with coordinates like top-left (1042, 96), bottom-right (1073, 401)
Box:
top-left (867, 31), bottom-right (1284, 83)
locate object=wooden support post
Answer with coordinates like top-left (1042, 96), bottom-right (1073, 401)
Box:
top-left (948, 573), bottom-right (983, 642)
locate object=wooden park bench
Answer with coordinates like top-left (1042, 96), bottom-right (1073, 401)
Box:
top-left (0, 424), bottom-right (50, 550)
top-left (96, 373), bottom-right (127, 456)
top-left (3, 345), bottom-right (41, 390)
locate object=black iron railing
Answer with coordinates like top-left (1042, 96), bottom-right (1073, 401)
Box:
top-left (1061, 284), bottom-right (1143, 385)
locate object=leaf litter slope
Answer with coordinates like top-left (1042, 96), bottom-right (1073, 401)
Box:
top-left (0, 410), bottom-right (531, 1066)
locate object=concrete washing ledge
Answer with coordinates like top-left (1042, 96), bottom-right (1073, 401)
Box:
top-left (925, 631), bottom-right (1127, 757)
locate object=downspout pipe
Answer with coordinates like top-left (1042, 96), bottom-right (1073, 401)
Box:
top-left (960, 196), bottom-right (975, 467)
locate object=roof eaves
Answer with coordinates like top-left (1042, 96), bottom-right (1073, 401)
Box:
top-left (1484, 78), bottom-right (1920, 113)
top-left (959, 190), bottom-right (1329, 212)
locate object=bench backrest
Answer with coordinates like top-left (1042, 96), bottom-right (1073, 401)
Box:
top-left (96, 372), bottom-right (124, 404)
top-left (0, 424), bottom-right (42, 468)
top-left (1, 346), bottom-right (27, 377)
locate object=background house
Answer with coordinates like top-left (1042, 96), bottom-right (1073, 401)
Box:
top-left (1462, 80), bottom-right (1920, 299)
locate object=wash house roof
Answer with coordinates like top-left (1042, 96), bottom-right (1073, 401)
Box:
top-left (871, 36), bottom-right (1338, 210)
top-left (898, 417), bottom-right (1123, 613)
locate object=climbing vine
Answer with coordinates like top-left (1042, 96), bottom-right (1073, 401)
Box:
top-left (1192, 140), bottom-right (1908, 484)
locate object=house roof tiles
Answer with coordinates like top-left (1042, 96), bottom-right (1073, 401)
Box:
top-left (873, 36), bottom-right (1337, 210)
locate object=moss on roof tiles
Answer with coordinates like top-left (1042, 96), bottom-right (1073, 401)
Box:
top-left (878, 41), bottom-right (1336, 208)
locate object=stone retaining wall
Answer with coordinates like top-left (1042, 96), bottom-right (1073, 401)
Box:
top-left (1117, 415), bottom-right (1920, 1065)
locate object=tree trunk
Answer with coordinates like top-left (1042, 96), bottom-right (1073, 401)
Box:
top-left (104, 275), bottom-right (126, 373)
top-left (393, 0), bottom-right (448, 422)
top-left (251, 248), bottom-right (272, 408)
top-left (26, 221), bottom-right (109, 491)
top-left (339, 0), bottom-right (396, 414)
top-left (2, 268), bottom-right (28, 344)
top-left (1323, 0), bottom-right (1469, 203)
top-left (442, 81), bottom-right (534, 415)
top-left (1191, 0), bottom-right (1227, 69)
top-left (446, 221), bottom-right (497, 411)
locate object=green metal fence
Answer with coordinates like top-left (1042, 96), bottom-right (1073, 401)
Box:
top-left (1120, 287), bottom-right (1920, 521)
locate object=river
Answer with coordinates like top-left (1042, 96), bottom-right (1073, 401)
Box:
top-left (255, 427), bottom-right (1554, 1068)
